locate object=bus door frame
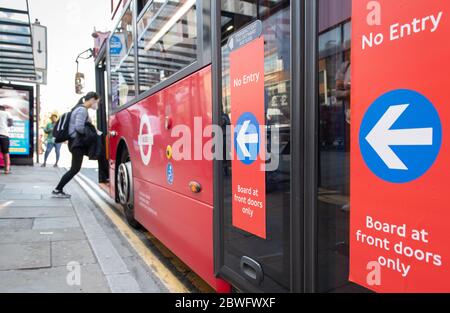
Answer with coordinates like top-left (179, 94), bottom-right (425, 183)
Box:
top-left (95, 44), bottom-right (110, 183)
top-left (211, 0), bottom-right (318, 293)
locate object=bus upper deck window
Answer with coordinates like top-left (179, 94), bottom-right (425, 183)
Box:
top-left (109, 6), bottom-right (136, 109)
top-left (136, 0), bottom-right (198, 93)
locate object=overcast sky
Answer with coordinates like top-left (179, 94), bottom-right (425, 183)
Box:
top-left (26, 0), bottom-right (113, 114)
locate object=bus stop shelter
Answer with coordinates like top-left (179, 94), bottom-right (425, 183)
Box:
top-left (0, 0), bottom-right (47, 166)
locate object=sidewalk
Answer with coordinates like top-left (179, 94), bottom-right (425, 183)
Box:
top-left (0, 165), bottom-right (166, 293)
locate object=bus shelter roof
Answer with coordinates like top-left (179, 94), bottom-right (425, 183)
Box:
top-left (0, 0), bottom-right (37, 83)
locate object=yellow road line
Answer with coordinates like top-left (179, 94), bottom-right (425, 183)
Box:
top-left (74, 174), bottom-right (190, 293)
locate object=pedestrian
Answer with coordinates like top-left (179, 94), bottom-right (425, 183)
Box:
top-left (0, 105), bottom-right (13, 175)
top-left (52, 92), bottom-right (100, 198)
top-left (42, 114), bottom-right (62, 168)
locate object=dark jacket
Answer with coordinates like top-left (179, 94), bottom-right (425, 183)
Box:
top-left (87, 128), bottom-right (104, 161)
top-left (69, 122), bottom-right (98, 153)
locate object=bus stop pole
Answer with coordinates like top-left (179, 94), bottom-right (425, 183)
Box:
top-left (36, 83), bottom-right (40, 165)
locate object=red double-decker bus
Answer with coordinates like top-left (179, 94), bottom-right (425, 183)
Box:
top-left (98, 0), bottom-right (353, 294)
top-left (93, 0), bottom-right (450, 293)
top-left (103, 0), bottom-right (295, 293)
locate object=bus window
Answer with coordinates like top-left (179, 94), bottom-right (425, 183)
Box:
top-left (110, 5), bottom-right (137, 109)
top-left (136, 0), bottom-right (198, 93)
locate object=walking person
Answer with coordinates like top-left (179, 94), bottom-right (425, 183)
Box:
top-left (52, 92), bottom-right (100, 198)
top-left (0, 105), bottom-right (13, 175)
top-left (42, 114), bottom-right (62, 168)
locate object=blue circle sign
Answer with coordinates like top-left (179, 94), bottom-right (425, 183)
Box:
top-left (167, 163), bottom-right (174, 185)
top-left (110, 35), bottom-right (123, 55)
top-left (360, 89), bottom-right (442, 184)
top-left (234, 112), bottom-right (260, 165)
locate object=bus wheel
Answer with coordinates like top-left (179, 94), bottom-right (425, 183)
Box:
top-left (117, 150), bottom-right (140, 229)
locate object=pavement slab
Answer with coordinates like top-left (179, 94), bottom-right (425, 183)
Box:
top-left (0, 194), bottom-right (42, 200)
top-left (0, 219), bottom-right (33, 232)
top-left (33, 217), bottom-right (80, 230)
top-left (0, 264), bottom-right (111, 293)
top-left (0, 199), bottom-right (72, 208)
top-left (0, 242), bottom-right (51, 271)
top-left (0, 207), bottom-right (75, 219)
top-left (51, 240), bottom-right (97, 267)
top-left (0, 228), bottom-right (86, 244)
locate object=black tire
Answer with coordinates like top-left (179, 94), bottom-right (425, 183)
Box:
top-left (117, 149), bottom-right (141, 229)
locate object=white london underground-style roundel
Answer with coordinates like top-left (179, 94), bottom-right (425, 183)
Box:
top-left (138, 114), bottom-right (154, 166)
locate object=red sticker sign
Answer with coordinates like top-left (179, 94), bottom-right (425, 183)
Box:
top-left (230, 36), bottom-right (267, 239)
top-left (350, 0), bottom-right (450, 292)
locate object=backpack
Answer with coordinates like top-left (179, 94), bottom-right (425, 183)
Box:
top-left (53, 112), bottom-right (72, 143)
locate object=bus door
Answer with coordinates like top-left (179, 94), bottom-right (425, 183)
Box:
top-left (95, 51), bottom-right (110, 184)
top-left (214, 0), bottom-right (299, 293)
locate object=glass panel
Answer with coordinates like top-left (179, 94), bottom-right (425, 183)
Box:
top-left (0, 51), bottom-right (32, 59)
top-left (317, 0), bottom-right (369, 293)
top-left (137, 0), bottom-right (198, 93)
top-left (0, 44), bottom-right (32, 53)
top-left (221, 0), bottom-right (291, 291)
top-left (0, 58), bottom-right (33, 65)
top-left (0, 67), bottom-right (33, 72)
top-left (0, 0), bottom-right (28, 11)
top-left (0, 34), bottom-right (31, 45)
top-left (0, 64), bottom-right (33, 70)
top-left (109, 6), bottom-right (136, 109)
top-left (0, 13), bottom-right (29, 25)
top-left (0, 24), bottom-right (30, 35)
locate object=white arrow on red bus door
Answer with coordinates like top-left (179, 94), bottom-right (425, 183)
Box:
top-left (237, 120), bottom-right (259, 158)
top-left (365, 104), bottom-right (433, 171)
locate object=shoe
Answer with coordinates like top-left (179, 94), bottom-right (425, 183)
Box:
top-left (54, 164), bottom-right (58, 168)
top-left (41, 164), bottom-right (46, 168)
top-left (52, 190), bottom-right (71, 199)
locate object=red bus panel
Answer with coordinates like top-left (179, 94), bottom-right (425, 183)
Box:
top-left (109, 66), bottom-right (230, 292)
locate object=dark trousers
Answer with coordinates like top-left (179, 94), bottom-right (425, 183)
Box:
top-left (56, 147), bottom-right (84, 191)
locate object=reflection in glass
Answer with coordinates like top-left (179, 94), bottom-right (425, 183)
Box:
top-left (221, 0), bottom-right (291, 291)
top-left (110, 7), bottom-right (136, 109)
top-left (317, 0), bottom-right (369, 293)
top-left (137, 0), bottom-right (198, 93)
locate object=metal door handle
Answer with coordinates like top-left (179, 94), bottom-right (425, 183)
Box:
top-left (241, 256), bottom-right (264, 285)
top-left (110, 131), bottom-right (118, 137)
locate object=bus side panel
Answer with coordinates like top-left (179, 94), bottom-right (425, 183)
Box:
top-left (124, 66), bottom-right (230, 291)
top-left (127, 66), bottom-right (214, 206)
top-left (135, 178), bottom-right (230, 292)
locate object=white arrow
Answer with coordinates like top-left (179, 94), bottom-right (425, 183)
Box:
top-left (366, 104), bottom-right (433, 171)
top-left (237, 120), bottom-right (259, 158)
